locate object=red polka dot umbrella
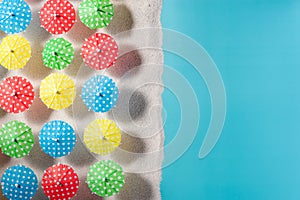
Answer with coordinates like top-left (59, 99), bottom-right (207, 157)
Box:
top-left (0, 76), bottom-right (34, 114)
top-left (40, 0), bottom-right (76, 35)
top-left (42, 164), bottom-right (79, 200)
top-left (81, 32), bottom-right (118, 70)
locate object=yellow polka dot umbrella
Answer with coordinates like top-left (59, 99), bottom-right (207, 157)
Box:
top-left (0, 35), bottom-right (31, 70)
top-left (40, 73), bottom-right (76, 110)
top-left (84, 119), bottom-right (121, 156)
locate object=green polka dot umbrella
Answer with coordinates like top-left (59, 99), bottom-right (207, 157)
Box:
top-left (42, 38), bottom-right (74, 70)
top-left (79, 0), bottom-right (114, 29)
top-left (0, 120), bottom-right (34, 158)
top-left (87, 160), bottom-right (125, 197)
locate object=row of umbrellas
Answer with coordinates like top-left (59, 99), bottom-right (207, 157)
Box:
top-left (0, 0), bottom-right (114, 35)
top-left (0, 32), bottom-right (118, 71)
top-left (0, 118), bottom-right (121, 158)
top-left (40, 0), bottom-right (114, 34)
top-left (1, 161), bottom-right (124, 199)
top-left (43, 32), bottom-right (118, 71)
top-left (0, 73), bottom-right (118, 113)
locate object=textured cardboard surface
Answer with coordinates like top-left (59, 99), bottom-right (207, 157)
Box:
top-left (0, 0), bottom-right (163, 199)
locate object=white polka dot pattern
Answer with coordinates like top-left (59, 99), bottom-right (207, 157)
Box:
top-left (39, 120), bottom-right (76, 158)
top-left (84, 118), bottom-right (121, 156)
top-left (0, 76), bottom-right (34, 114)
top-left (0, 35), bottom-right (31, 70)
top-left (42, 38), bottom-right (74, 70)
top-left (40, 0), bottom-right (76, 35)
top-left (81, 75), bottom-right (118, 113)
top-left (39, 73), bottom-right (76, 110)
top-left (87, 160), bottom-right (124, 197)
top-left (78, 0), bottom-right (114, 29)
top-left (42, 164), bottom-right (79, 200)
top-left (1, 165), bottom-right (38, 200)
top-left (0, 0), bottom-right (32, 34)
top-left (81, 33), bottom-right (118, 70)
top-left (0, 120), bottom-right (34, 158)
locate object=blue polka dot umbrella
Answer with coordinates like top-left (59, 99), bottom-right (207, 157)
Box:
top-left (81, 75), bottom-right (119, 113)
top-left (39, 120), bottom-right (76, 158)
top-left (0, 0), bottom-right (32, 34)
top-left (1, 165), bottom-right (38, 200)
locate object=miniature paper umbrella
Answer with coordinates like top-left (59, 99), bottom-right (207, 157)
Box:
top-left (42, 164), bottom-right (79, 200)
top-left (39, 120), bottom-right (76, 158)
top-left (42, 38), bottom-right (74, 70)
top-left (81, 75), bottom-right (118, 113)
top-left (40, 73), bottom-right (76, 110)
top-left (81, 32), bottom-right (118, 70)
top-left (0, 120), bottom-right (34, 158)
top-left (0, 0), bottom-right (32, 34)
top-left (79, 0), bottom-right (114, 29)
top-left (1, 165), bottom-right (38, 200)
top-left (84, 118), bottom-right (121, 156)
top-left (0, 76), bottom-right (34, 113)
top-left (87, 160), bottom-right (125, 197)
top-left (0, 35), bottom-right (31, 70)
top-left (40, 0), bottom-right (76, 34)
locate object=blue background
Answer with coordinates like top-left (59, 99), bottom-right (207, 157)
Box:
top-left (161, 0), bottom-right (300, 199)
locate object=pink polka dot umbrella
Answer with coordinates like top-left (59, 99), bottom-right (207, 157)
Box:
top-left (0, 76), bottom-right (34, 114)
top-left (42, 164), bottom-right (79, 200)
top-left (40, 0), bottom-right (76, 35)
top-left (81, 32), bottom-right (118, 70)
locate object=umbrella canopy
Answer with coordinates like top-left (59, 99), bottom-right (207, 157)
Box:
top-left (81, 32), bottom-right (118, 70)
top-left (84, 118), bottom-right (121, 156)
top-left (87, 160), bottom-right (125, 197)
top-left (78, 0), bottom-right (114, 29)
top-left (39, 120), bottom-right (76, 158)
top-left (0, 0), bottom-right (32, 34)
top-left (0, 35), bottom-right (31, 70)
top-left (42, 38), bottom-right (74, 70)
top-left (42, 164), bottom-right (79, 200)
top-left (0, 76), bottom-right (34, 113)
top-left (81, 75), bottom-right (118, 113)
top-left (40, 73), bottom-right (76, 110)
top-left (40, 0), bottom-right (76, 35)
top-left (1, 165), bottom-right (38, 200)
top-left (0, 120), bottom-right (34, 158)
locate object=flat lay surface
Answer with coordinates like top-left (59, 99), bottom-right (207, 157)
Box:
top-left (0, 0), bottom-right (163, 199)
